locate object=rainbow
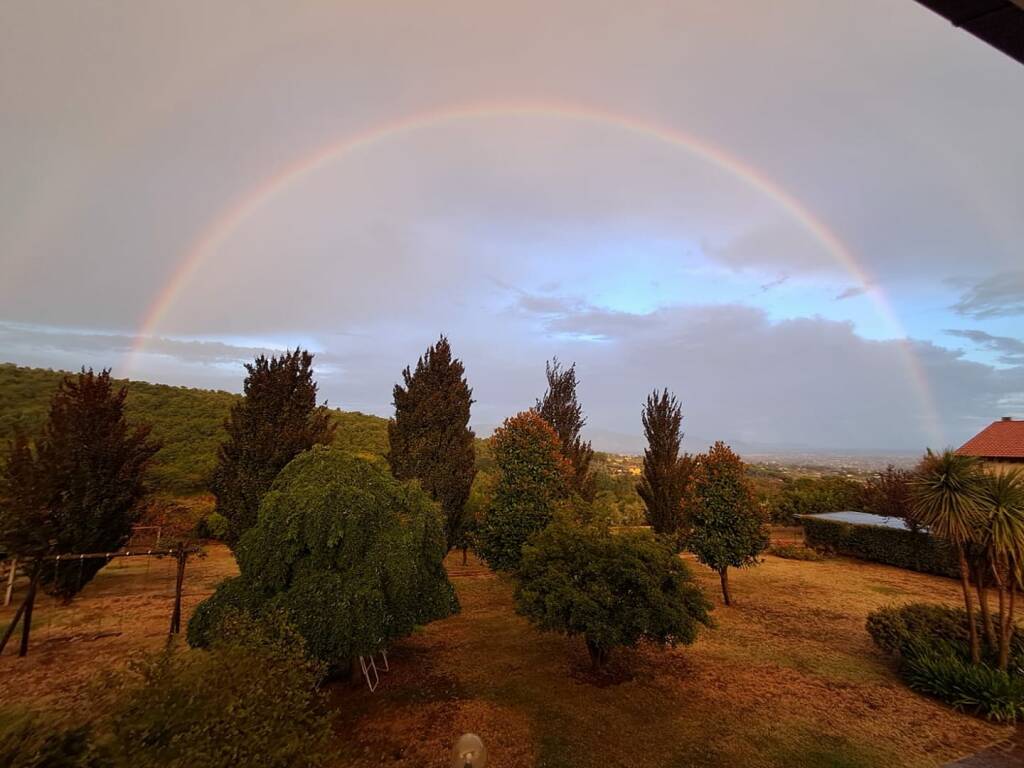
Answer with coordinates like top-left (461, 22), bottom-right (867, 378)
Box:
top-left (126, 101), bottom-right (943, 444)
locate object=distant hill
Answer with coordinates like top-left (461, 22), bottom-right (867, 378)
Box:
top-left (0, 363), bottom-right (389, 495)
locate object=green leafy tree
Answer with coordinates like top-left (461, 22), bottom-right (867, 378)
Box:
top-left (911, 449), bottom-right (986, 664)
top-left (0, 369), bottom-right (160, 599)
top-left (477, 411), bottom-right (570, 571)
top-left (387, 336), bottom-right (476, 551)
top-left (861, 464), bottom-right (913, 522)
top-left (535, 358), bottom-right (594, 500)
top-left (688, 442), bottom-right (769, 606)
top-left (515, 523), bottom-right (712, 669)
top-left (637, 389), bottom-right (693, 540)
top-left (211, 349), bottom-right (334, 547)
top-left (189, 448), bottom-right (458, 671)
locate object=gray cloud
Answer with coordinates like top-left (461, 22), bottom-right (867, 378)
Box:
top-left (835, 285), bottom-right (868, 301)
top-left (2, 2), bottom-right (1023, 451)
top-left (951, 271), bottom-right (1024, 318)
top-left (945, 328), bottom-right (1024, 366)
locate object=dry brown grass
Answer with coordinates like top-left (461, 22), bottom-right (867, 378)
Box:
top-left (0, 542), bottom-right (1014, 767)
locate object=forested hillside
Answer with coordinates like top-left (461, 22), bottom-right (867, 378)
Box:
top-left (0, 363), bottom-right (389, 495)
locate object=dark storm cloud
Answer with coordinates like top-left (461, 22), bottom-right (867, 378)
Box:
top-left (951, 271), bottom-right (1024, 318)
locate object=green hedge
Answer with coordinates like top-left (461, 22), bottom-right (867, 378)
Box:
top-left (801, 516), bottom-right (958, 577)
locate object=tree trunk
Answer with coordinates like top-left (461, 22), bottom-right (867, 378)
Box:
top-left (719, 568), bottom-right (732, 606)
top-left (974, 561), bottom-right (996, 653)
top-left (958, 547), bottom-right (980, 665)
top-left (999, 585), bottom-right (1016, 672)
top-left (585, 638), bottom-right (609, 670)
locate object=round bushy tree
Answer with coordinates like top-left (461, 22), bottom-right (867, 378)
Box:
top-left (477, 411), bottom-right (570, 572)
top-left (688, 442), bottom-right (769, 606)
top-left (515, 523), bottom-right (712, 669)
top-left (189, 448), bottom-right (458, 672)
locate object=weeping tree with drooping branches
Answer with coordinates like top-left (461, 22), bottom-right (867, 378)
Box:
top-left (189, 448), bottom-right (458, 674)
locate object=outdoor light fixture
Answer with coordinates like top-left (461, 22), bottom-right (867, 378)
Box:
top-left (451, 733), bottom-right (487, 768)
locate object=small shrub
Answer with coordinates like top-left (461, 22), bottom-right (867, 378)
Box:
top-left (0, 709), bottom-right (101, 768)
top-left (102, 613), bottom-right (330, 767)
top-left (802, 516), bottom-right (958, 577)
top-left (768, 545), bottom-right (823, 561)
top-left (867, 603), bottom-right (1024, 722)
top-left (515, 523), bottom-right (712, 668)
top-left (195, 512), bottom-right (229, 540)
top-left (901, 641), bottom-right (1024, 723)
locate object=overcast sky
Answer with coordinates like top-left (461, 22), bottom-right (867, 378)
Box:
top-left (1, 1), bottom-right (1022, 453)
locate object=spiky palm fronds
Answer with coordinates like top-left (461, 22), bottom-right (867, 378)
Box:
top-left (911, 449), bottom-right (985, 547)
top-left (979, 468), bottom-right (1024, 583)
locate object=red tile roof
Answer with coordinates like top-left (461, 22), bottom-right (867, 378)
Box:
top-left (957, 419), bottom-right (1024, 459)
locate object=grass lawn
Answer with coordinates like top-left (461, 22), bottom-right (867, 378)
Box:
top-left (0, 543), bottom-right (1014, 767)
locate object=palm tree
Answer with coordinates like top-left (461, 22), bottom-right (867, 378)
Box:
top-left (911, 449), bottom-right (985, 664)
top-left (977, 468), bottom-right (1024, 670)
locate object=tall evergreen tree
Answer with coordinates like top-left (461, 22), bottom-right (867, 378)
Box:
top-left (212, 349), bottom-right (334, 547)
top-left (688, 442), bottom-right (769, 606)
top-left (637, 389), bottom-right (693, 540)
top-left (0, 369), bottom-right (160, 598)
top-left (535, 358), bottom-right (595, 500)
top-left (387, 335), bottom-right (476, 551)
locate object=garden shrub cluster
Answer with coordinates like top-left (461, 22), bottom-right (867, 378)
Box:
top-left (802, 516), bottom-right (958, 577)
top-left (867, 603), bottom-right (1024, 722)
top-left (188, 448), bottom-right (458, 672)
top-left (195, 511), bottom-right (229, 540)
top-left (0, 612), bottom-right (331, 768)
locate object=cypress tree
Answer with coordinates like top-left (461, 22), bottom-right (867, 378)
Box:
top-left (0, 369), bottom-right (160, 598)
top-left (387, 335), bottom-right (476, 551)
top-left (535, 358), bottom-right (595, 500)
top-left (211, 349), bottom-right (335, 547)
top-left (637, 389), bottom-right (693, 540)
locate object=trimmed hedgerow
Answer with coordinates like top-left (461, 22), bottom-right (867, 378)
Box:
top-left (188, 448), bottom-right (458, 672)
top-left (768, 544), bottom-right (824, 561)
top-left (801, 516), bottom-right (958, 577)
top-left (867, 603), bottom-right (1024, 723)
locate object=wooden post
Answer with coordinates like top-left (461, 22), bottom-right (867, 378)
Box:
top-left (18, 564), bottom-right (40, 657)
top-left (4, 557), bottom-right (16, 607)
top-left (0, 592), bottom-right (28, 655)
top-left (168, 545), bottom-right (187, 635)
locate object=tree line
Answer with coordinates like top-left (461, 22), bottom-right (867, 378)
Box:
top-left (0, 337), bottom-right (766, 670)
